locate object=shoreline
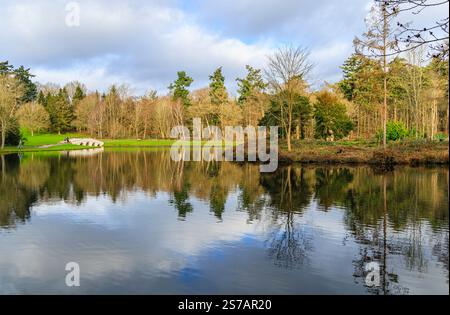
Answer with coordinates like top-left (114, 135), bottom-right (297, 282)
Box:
top-left (1, 137), bottom-right (448, 166)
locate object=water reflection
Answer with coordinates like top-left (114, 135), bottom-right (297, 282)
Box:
top-left (0, 151), bottom-right (448, 294)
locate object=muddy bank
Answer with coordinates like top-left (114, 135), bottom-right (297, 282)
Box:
top-left (277, 142), bottom-right (449, 166)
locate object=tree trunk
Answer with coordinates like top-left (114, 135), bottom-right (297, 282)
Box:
top-left (382, 3), bottom-right (388, 150)
top-left (1, 120), bottom-right (6, 149)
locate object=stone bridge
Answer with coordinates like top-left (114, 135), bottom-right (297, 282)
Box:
top-left (65, 138), bottom-right (104, 147)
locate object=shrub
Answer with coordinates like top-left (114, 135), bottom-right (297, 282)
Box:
top-left (376, 121), bottom-right (408, 142)
top-left (435, 133), bottom-right (447, 142)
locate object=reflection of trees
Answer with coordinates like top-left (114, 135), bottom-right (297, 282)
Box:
top-left (344, 170), bottom-right (449, 294)
top-left (0, 155), bottom-right (37, 228)
top-left (432, 232), bottom-right (449, 281)
top-left (265, 211), bottom-right (312, 269)
top-left (261, 166), bottom-right (312, 213)
top-left (0, 152), bottom-right (448, 291)
top-left (169, 182), bottom-right (192, 220)
top-left (0, 151), bottom-right (264, 225)
top-left (314, 168), bottom-right (353, 210)
top-left (260, 166), bottom-right (314, 268)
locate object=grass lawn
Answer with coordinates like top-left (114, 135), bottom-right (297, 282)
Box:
top-left (22, 132), bottom-right (83, 147)
top-left (0, 132), bottom-right (87, 154)
top-left (1, 132), bottom-right (239, 154)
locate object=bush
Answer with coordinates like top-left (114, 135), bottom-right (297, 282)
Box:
top-left (376, 121), bottom-right (408, 142)
top-left (435, 133), bottom-right (447, 142)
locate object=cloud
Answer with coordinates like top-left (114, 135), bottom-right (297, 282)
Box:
top-left (0, 0), bottom-right (273, 94)
top-left (4, 0), bottom-right (426, 95)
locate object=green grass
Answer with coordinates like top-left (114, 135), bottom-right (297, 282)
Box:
top-left (1, 131), bottom-right (89, 154)
top-left (21, 132), bottom-right (83, 147)
top-left (1, 132), bottom-right (241, 154)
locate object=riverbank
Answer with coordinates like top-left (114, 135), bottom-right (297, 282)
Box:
top-left (278, 139), bottom-right (449, 165)
top-left (1, 133), bottom-right (448, 166)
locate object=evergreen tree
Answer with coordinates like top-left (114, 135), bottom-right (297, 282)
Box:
top-left (13, 66), bottom-right (37, 103)
top-left (236, 65), bottom-right (267, 105)
top-left (338, 54), bottom-right (364, 101)
top-left (46, 89), bottom-right (74, 134)
top-left (0, 61), bottom-right (13, 75)
top-left (209, 67), bottom-right (228, 106)
top-left (208, 67), bottom-right (228, 126)
top-left (37, 91), bottom-right (47, 106)
top-left (168, 71), bottom-right (193, 108)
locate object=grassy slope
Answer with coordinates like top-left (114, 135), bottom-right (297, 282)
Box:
top-left (0, 132), bottom-right (88, 153)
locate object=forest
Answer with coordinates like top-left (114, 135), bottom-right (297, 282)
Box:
top-left (0, 0), bottom-right (448, 152)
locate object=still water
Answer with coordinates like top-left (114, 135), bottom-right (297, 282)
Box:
top-left (0, 150), bottom-right (448, 294)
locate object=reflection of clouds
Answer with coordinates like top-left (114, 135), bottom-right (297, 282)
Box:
top-left (0, 190), bottom-right (257, 293)
top-left (1, 187), bottom-right (448, 294)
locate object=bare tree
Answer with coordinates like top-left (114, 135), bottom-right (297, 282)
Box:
top-left (378, 0), bottom-right (449, 58)
top-left (0, 75), bottom-right (23, 148)
top-left (265, 46), bottom-right (313, 151)
top-left (16, 102), bottom-right (50, 136)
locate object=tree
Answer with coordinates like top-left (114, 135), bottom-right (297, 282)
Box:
top-left (0, 62), bottom-right (37, 103)
top-left (209, 67), bottom-right (229, 128)
top-left (338, 54), bottom-right (365, 102)
top-left (354, 1), bottom-right (399, 149)
top-left (13, 66), bottom-right (37, 103)
top-left (260, 92), bottom-right (311, 139)
top-left (378, 0), bottom-right (449, 58)
top-left (45, 88), bottom-right (74, 134)
top-left (265, 46), bottom-right (313, 151)
top-left (0, 75), bottom-right (24, 148)
top-left (16, 102), bottom-right (50, 136)
top-left (37, 90), bottom-right (47, 106)
top-left (169, 71), bottom-right (193, 108)
top-left (236, 65), bottom-right (268, 126)
top-left (338, 54), bottom-right (384, 138)
top-left (0, 61), bottom-right (13, 75)
top-left (64, 81), bottom-right (87, 104)
top-left (314, 89), bottom-right (354, 140)
top-left (72, 85), bottom-right (86, 105)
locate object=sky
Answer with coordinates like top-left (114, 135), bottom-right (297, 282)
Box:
top-left (0, 0), bottom-right (445, 96)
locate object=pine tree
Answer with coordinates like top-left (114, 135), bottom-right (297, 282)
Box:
top-left (236, 65), bottom-right (267, 105)
top-left (73, 85), bottom-right (86, 105)
top-left (169, 71), bottom-right (193, 108)
top-left (13, 66), bottom-right (37, 103)
top-left (338, 54), bottom-right (364, 101)
top-left (46, 89), bottom-right (74, 134)
top-left (208, 67), bottom-right (228, 127)
top-left (37, 91), bottom-right (47, 106)
top-left (209, 67), bottom-right (228, 106)
top-left (0, 61), bottom-right (13, 75)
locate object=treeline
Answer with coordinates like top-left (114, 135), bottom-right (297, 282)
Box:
top-left (1, 0), bottom-right (449, 151)
top-left (1, 47), bottom-right (448, 151)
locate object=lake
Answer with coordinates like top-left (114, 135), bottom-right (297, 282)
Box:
top-left (0, 150), bottom-right (448, 294)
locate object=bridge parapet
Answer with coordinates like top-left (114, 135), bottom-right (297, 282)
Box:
top-left (66, 138), bottom-right (104, 147)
